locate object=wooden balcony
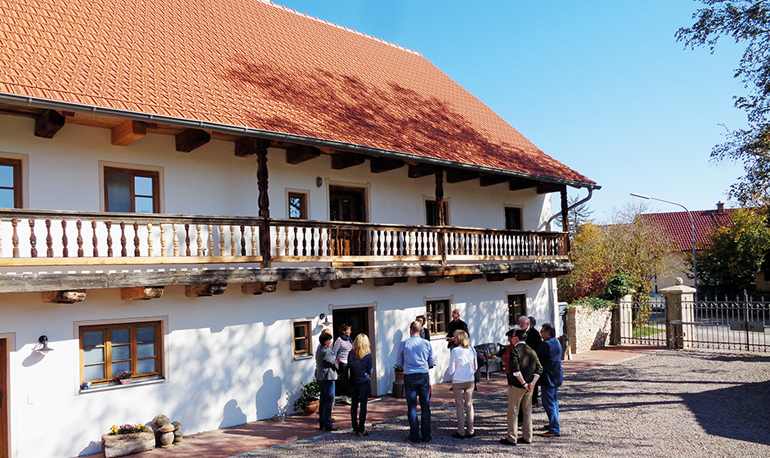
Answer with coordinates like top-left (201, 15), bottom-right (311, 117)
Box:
top-left (0, 209), bottom-right (568, 267)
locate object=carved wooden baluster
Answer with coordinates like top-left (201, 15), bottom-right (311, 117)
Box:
top-left (130, 222), bottom-right (138, 257)
top-left (251, 225), bottom-right (257, 256)
top-left (226, 225), bottom-right (233, 256)
top-left (240, 225), bottom-right (246, 256)
top-left (75, 221), bottom-right (83, 257)
top-left (184, 223), bottom-right (191, 257)
top-left (105, 221), bottom-right (114, 257)
top-left (274, 225), bottom-right (282, 257)
top-left (299, 227), bottom-right (306, 256)
top-left (291, 227), bottom-right (298, 256)
top-left (208, 224), bottom-right (214, 256)
top-left (309, 227), bottom-right (316, 257)
top-left (218, 225), bottom-right (224, 257)
top-left (284, 226), bottom-right (292, 257)
top-left (44, 219), bottom-right (53, 257)
top-left (11, 218), bottom-right (19, 258)
top-left (196, 224), bottom-right (203, 256)
top-left (325, 228), bottom-right (331, 256)
top-left (119, 222), bottom-right (127, 257)
top-left (147, 223), bottom-right (154, 257)
top-left (91, 221), bottom-right (99, 257)
top-left (172, 223), bottom-right (179, 257)
top-left (28, 219), bottom-right (37, 257)
top-left (60, 220), bottom-right (68, 257)
top-left (160, 223), bottom-right (166, 257)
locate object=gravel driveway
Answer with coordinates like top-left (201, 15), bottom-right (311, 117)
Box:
top-left (237, 350), bottom-right (770, 457)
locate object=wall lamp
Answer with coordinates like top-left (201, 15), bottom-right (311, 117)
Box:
top-left (35, 335), bottom-right (54, 353)
top-left (318, 313), bottom-right (330, 326)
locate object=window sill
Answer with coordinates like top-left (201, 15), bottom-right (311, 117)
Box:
top-left (292, 354), bottom-right (313, 362)
top-left (79, 377), bottom-right (166, 394)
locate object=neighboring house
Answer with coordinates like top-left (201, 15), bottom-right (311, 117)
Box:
top-left (0, 1), bottom-right (597, 457)
top-left (639, 202), bottom-right (735, 290)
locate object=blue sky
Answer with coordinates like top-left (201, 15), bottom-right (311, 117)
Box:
top-left (277, 0), bottom-right (747, 221)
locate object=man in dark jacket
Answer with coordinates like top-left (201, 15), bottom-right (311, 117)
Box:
top-left (500, 329), bottom-right (542, 446)
top-left (536, 323), bottom-right (563, 437)
top-left (315, 331), bottom-right (339, 431)
top-left (446, 309), bottom-right (469, 349)
top-left (519, 315), bottom-right (542, 405)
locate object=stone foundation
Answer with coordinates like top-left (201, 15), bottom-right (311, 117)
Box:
top-left (567, 306), bottom-right (612, 354)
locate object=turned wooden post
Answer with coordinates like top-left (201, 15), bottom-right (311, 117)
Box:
top-left (435, 170), bottom-right (446, 265)
top-left (256, 141), bottom-right (272, 268)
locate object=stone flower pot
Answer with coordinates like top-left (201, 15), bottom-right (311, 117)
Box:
top-left (101, 431), bottom-right (155, 458)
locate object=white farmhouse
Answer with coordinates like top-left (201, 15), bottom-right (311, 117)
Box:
top-left (0, 1), bottom-right (598, 456)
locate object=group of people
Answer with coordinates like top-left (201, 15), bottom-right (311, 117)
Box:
top-left (314, 310), bottom-right (563, 446)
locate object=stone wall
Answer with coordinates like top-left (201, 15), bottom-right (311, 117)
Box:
top-left (566, 306), bottom-right (613, 354)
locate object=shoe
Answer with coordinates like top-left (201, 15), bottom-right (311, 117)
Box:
top-left (465, 433), bottom-right (476, 439)
top-left (540, 432), bottom-right (560, 437)
top-left (408, 436), bottom-right (420, 443)
top-left (421, 437), bottom-right (432, 443)
top-left (499, 438), bottom-right (517, 446)
top-left (518, 438), bottom-right (531, 444)
top-left (449, 386), bottom-right (453, 391)
top-left (451, 432), bottom-right (465, 439)
top-left (324, 425), bottom-right (340, 432)
top-left (540, 425), bottom-right (550, 430)
top-left (357, 431), bottom-right (369, 437)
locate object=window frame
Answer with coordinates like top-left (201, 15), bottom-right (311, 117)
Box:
top-left (426, 298), bottom-right (451, 335)
top-left (79, 320), bottom-right (164, 386)
top-left (287, 190), bottom-right (309, 220)
top-left (0, 157), bottom-right (23, 209)
top-left (504, 206), bottom-right (523, 230)
top-left (292, 320), bottom-right (312, 358)
top-left (425, 198), bottom-right (449, 226)
top-left (103, 165), bottom-right (161, 213)
top-left (507, 293), bottom-right (527, 327)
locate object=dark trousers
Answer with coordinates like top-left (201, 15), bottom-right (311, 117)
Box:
top-left (336, 362), bottom-right (350, 396)
top-left (541, 385), bottom-right (560, 434)
top-left (404, 372), bottom-right (431, 441)
top-left (318, 380), bottom-right (335, 429)
top-left (350, 379), bottom-right (371, 433)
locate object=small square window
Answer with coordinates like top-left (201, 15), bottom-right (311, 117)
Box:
top-left (288, 192), bottom-right (308, 219)
top-left (79, 321), bottom-right (163, 386)
top-left (426, 299), bottom-right (451, 335)
top-left (293, 321), bottom-right (311, 356)
top-left (104, 166), bottom-right (159, 213)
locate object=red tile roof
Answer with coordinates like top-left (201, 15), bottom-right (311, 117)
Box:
top-left (639, 207), bottom-right (736, 252)
top-left (0, 0), bottom-right (594, 186)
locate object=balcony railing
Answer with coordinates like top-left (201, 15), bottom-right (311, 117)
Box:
top-left (0, 209), bottom-right (568, 267)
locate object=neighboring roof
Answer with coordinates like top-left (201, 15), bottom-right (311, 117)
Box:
top-left (0, 0), bottom-right (595, 187)
top-left (639, 206), bottom-right (736, 252)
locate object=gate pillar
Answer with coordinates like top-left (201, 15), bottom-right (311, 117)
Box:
top-left (612, 294), bottom-right (633, 345)
top-left (661, 279), bottom-right (696, 350)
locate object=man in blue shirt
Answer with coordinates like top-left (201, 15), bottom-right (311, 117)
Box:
top-left (536, 323), bottom-right (563, 437)
top-left (397, 321), bottom-right (435, 442)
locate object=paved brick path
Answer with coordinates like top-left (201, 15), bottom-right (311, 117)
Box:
top-left (84, 345), bottom-right (661, 458)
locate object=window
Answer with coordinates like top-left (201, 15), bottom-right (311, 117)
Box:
top-left (505, 206), bottom-right (523, 230)
top-left (508, 294), bottom-right (527, 327)
top-left (293, 321), bottom-right (311, 357)
top-left (104, 166), bottom-right (159, 213)
top-left (80, 321), bottom-right (163, 386)
top-left (288, 191), bottom-right (308, 219)
top-left (426, 299), bottom-right (451, 335)
top-left (425, 199), bottom-right (449, 226)
top-left (0, 157), bottom-right (22, 208)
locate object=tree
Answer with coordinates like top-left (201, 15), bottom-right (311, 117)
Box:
top-left (677, 1), bottom-right (770, 206)
top-left (554, 194), bottom-right (594, 238)
top-left (689, 208), bottom-right (770, 294)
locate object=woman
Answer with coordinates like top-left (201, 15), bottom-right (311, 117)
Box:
top-left (416, 315), bottom-right (430, 341)
top-left (447, 330), bottom-right (477, 439)
top-left (332, 324), bottom-right (353, 402)
top-left (315, 330), bottom-right (339, 431)
top-left (348, 333), bottom-right (373, 437)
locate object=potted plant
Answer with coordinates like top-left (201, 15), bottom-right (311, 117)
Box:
top-left (293, 379), bottom-right (320, 415)
top-left (393, 364), bottom-right (404, 383)
top-left (114, 371), bottom-right (133, 385)
top-left (101, 423), bottom-right (154, 458)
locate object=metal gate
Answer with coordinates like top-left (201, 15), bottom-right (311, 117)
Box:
top-left (618, 296), bottom-right (770, 352)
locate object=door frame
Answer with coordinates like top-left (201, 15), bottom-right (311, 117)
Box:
top-left (0, 333), bottom-right (15, 458)
top-left (326, 181), bottom-right (370, 223)
top-left (328, 302), bottom-right (378, 395)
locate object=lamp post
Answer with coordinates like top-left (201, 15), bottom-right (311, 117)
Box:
top-left (630, 193), bottom-right (697, 298)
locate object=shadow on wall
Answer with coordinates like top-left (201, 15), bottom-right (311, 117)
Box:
top-left (255, 369), bottom-right (284, 420)
top-left (220, 399), bottom-right (247, 429)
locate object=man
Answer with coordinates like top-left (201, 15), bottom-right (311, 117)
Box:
top-left (500, 329), bottom-right (542, 446)
top-left (446, 309), bottom-right (469, 350)
top-left (315, 331), bottom-right (339, 431)
top-left (519, 315), bottom-right (542, 406)
top-left (397, 321), bottom-right (435, 442)
top-left (536, 323), bottom-right (563, 437)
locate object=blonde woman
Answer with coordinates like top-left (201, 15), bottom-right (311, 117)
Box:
top-left (348, 333), bottom-right (373, 437)
top-left (447, 330), bottom-right (477, 439)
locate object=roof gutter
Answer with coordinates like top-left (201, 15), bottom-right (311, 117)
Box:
top-left (0, 92), bottom-right (601, 190)
top-left (540, 187), bottom-right (594, 231)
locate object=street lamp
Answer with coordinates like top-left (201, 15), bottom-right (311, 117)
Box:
top-left (630, 193), bottom-right (697, 298)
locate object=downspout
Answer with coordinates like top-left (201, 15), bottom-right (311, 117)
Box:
top-left (539, 188), bottom-right (594, 232)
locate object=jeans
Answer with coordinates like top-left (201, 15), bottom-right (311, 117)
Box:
top-left (350, 379), bottom-right (370, 433)
top-left (318, 380), bottom-right (335, 429)
top-left (404, 372), bottom-right (431, 441)
top-left (541, 385), bottom-right (560, 434)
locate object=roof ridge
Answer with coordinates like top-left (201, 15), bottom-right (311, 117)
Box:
top-left (261, 0), bottom-right (422, 56)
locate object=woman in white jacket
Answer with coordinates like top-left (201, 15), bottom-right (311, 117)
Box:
top-left (447, 330), bottom-right (477, 439)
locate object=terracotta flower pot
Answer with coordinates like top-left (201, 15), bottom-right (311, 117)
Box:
top-left (394, 371), bottom-right (404, 384)
top-left (119, 378), bottom-right (132, 385)
top-left (302, 400), bottom-right (320, 415)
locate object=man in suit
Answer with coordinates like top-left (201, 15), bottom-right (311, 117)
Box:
top-left (446, 309), bottom-right (469, 350)
top-left (519, 315), bottom-right (542, 406)
top-left (315, 331), bottom-right (339, 431)
top-left (536, 323), bottom-right (563, 437)
top-left (397, 321), bottom-right (435, 442)
top-left (500, 329), bottom-right (542, 446)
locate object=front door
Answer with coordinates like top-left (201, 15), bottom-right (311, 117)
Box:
top-left (332, 307), bottom-right (371, 396)
top-left (0, 338), bottom-right (8, 458)
top-left (329, 186), bottom-right (367, 258)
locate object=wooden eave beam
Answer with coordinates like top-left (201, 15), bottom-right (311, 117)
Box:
top-left (175, 129), bottom-right (211, 153)
top-left (34, 109), bottom-right (66, 138)
top-left (537, 183), bottom-right (567, 194)
top-left (446, 169), bottom-right (478, 184)
top-left (516, 272), bottom-right (545, 281)
top-left (509, 177), bottom-right (538, 191)
top-left (373, 277), bottom-right (409, 287)
top-left (242, 281), bottom-right (277, 295)
top-left (289, 280), bottom-right (326, 291)
top-left (331, 152), bottom-right (366, 170)
top-left (235, 137), bottom-right (270, 157)
top-left (370, 157), bottom-right (405, 174)
top-left (42, 290), bottom-right (85, 304)
top-left (454, 274), bottom-right (484, 283)
top-left (479, 174), bottom-right (510, 187)
top-left (486, 273), bottom-right (515, 282)
top-left (120, 286), bottom-right (164, 300)
top-left (111, 120), bottom-right (147, 146)
top-left (329, 278), bottom-right (364, 289)
top-left (408, 163), bottom-right (440, 179)
top-left (285, 145), bottom-right (322, 164)
top-left (185, 284), bottom-right (227, 297)
top-left (416, 275), bottom-right (448, 284)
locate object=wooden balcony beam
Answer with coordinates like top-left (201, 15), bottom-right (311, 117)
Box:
top-left (329, 278), bottom-right (364, 289)
top-left (34, 109), bottom-right (66, 138)
top-left (453, 274), bottom-right (484, 283)
top-left (42, 290), bottom-right (85, 304)
top-left (175, 128), bottom-right (211, 153)
top-left (373, 277), bottom-right (409, 287)
top-left (416, 275), bottom-right (448, 284)
top-left (242, 282), bottom-right (277, 295)
top-left (185, 284), bottom-right (227, 297)
top-left (289, 280), bottom-right (326, 291)
top-left (111, 120), bottom-right (147, 146)
top-left (121, 286), bottom-right (164, 301)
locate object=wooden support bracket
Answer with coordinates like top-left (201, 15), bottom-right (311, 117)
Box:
top-left (408, 163), bottom-right (440, 179)
top-left (370, 157), bottom-right (404, 174)
top-left (416, 275), bottom-right (447, 284)
top-left (516, 272), bottom-right (545, 281)
top-left (34, 109), bottom-right (66, 138)
top-left (42, 290), bottom-right (86, 304)
top-left (111, 120), bottom-right (147, 146)
top-left (235, 138), bottom-right (269, 157)
top-left (453, 274), bottom-right (484, 283)
top-left (446, 169), bottom-right (478, 184)
top-left (479, 174), bottom-right (510, 187)
top-left (537, 183), bottom-right (566, 194)
top-left (330, 152), bottom-right (366, 170)
top-left (285, 145), bottom-right (321, 164)
top-left (329, 278), bottom-right (364, 289)
top-left (486, 273), bottom-right (514, 282)
top-left (373, 277), bottom-right (409, 287)
top-left (120, 286), bottom-right (164, 301)
top-left (175, 129), bottom-right (211, 153)
top-left (241, 282), bottom-right (277, 295)
top-left (185, 283), bottom-right (227, 297)
top-left (288, 280), bottom-right (326, 291)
